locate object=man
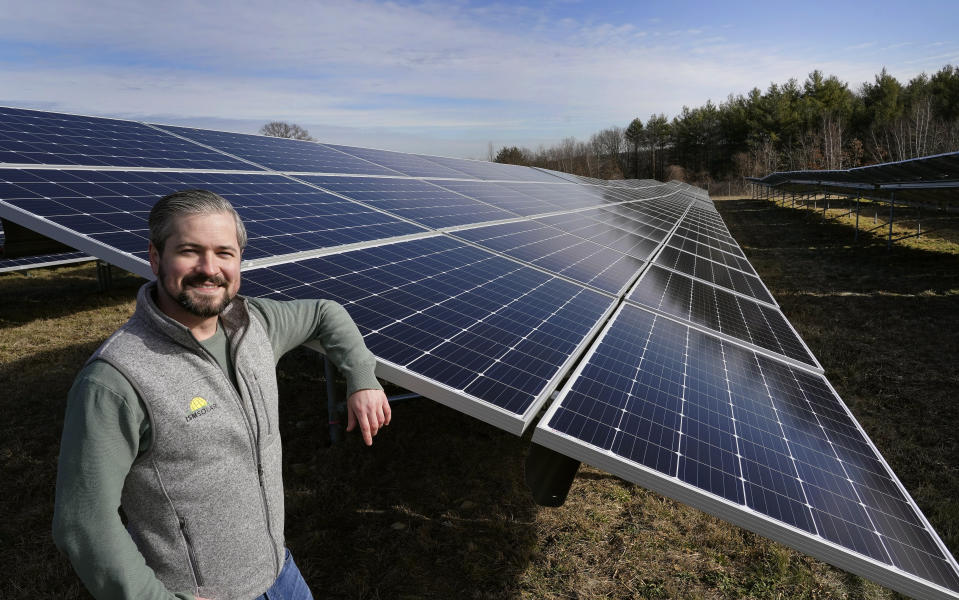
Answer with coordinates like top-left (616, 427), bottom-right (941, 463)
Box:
top-left (53, 189), bottom-right (390, 600)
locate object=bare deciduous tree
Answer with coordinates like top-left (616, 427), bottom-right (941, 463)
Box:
top-left (590, 127), bottom-right (626, 178)
top-left (260, 121), bottom-right (314, 141)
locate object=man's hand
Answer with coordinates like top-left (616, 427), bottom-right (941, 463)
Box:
top-left (346, 388), bottom-right (391, 446)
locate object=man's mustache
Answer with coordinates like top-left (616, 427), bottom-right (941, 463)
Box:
top-left (182, 274), bottom-right (228, 287)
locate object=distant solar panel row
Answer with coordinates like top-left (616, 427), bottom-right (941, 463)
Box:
top-left (751, 151), bottom-right (959, 205)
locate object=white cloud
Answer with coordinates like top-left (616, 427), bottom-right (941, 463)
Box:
top-left (0, 0), bottom-right (952, 156)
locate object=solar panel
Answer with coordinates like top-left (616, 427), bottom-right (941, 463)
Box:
top-left (494, 181), bottom-right (612, 211)
top-left (0, 168), bottom-right (426, 274)
top-left (0, 106), bottom-right (254, 170)
top-left (667, 234), bottom-right (756, 275)
top-left (324, 145), bottom-right (478, 179)
top-left (534, 304), bottom-right (959, 599)
top-left (588, 205), bottom-right (673, 242)
top-left (604, 202), bottom-right (677, 232)
top-left (672, 224), bottom-right (747, 258)
top-left (415, 154), bottom-right (566, 182)
top-left (450, 220), bottom-right (646, 295)
top-left (752, 150), bottom-right (959, 205)
top-left (628, 265), bottom-right (817, 367)
top-left (297, 175), bottom-right (519, 229)
top-left (426, 179), bottom-right (557, 216)
top-left (533, 210), bottom-right (661, 260)
top-left (240, 235), bottom-right (616, 433)
top-left (655, 244), bottom-right (775, 304)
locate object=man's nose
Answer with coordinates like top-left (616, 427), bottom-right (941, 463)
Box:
top-left (196, 252), bottom-right (220, 276)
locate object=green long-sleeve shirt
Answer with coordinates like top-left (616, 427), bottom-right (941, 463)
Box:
top-left (52, 296), bottom-right (382, 600)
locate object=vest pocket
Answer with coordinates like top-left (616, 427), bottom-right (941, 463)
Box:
top-left (179, 517), bottom-right (205, 587)
top-left (249, 372), bottom-right (274, 437)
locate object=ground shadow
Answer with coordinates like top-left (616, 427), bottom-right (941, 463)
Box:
top-left (0, 262), bottom-right (143, 329)
top-left (276, 347), bottom-right (540, 599)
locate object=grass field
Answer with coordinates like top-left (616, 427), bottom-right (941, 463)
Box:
top-left (1, 195), bottom-right (957, 599)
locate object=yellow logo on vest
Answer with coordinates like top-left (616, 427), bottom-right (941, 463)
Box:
top-left (185, 396), bottom-right (218, 422)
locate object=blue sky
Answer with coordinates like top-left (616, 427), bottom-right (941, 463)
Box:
top-left (1, 0), bottom-right (957, 158)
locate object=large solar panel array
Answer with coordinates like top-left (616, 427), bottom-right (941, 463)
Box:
top-left (1, 107), bottom-right (956, 599)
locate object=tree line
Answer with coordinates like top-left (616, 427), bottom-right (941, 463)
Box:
top-left (493, 65), bottom-right (959, 188)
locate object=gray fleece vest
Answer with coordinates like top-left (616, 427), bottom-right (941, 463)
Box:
top-left (91, 282), bottom-right (284, 600)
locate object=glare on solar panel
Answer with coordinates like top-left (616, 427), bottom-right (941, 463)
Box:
top-left (0, 106), bottom-right (255, 170)
top-left (297, 175), bottom-right (520, 229)
top-left (154, 125), bottom-right (404, 175)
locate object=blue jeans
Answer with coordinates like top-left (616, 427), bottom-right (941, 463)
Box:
top-left (254, 549), bottom-right (314, 600)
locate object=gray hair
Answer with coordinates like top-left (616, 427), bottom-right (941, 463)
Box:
top-left (149, 189), bottom-right (248, 253)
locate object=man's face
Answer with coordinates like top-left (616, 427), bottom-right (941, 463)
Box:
top-left (149, 211), bottom-right (242, 325)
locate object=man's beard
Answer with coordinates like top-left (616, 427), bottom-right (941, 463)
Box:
top-left (159, 267), bottom-right (236, 318)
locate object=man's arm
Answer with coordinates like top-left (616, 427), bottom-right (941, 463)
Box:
top-left (52, 362), bottom-right (194, 600)
top-left (247, 297), bottom-right (389, 444)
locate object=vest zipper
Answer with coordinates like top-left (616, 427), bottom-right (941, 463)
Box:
top-left (230, 321), bottom-right (282, 579)
top-left (191, 317), bottom-right (281, 579)
top-left (179, 517), bottom-right (205, 587)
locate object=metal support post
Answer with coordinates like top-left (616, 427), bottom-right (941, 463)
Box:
top-left (322, 354), bottom-right (418, 444)
top-left (525, 442), bottom-right (581, 507)
top-left (855, 193), bottom-right (861, 241)
top-left (324, 355), bottom-right (344, 444)
top-left (888, 192), bottom-right (895, 251)
top-left (96, 260), bottom-right (113, 292)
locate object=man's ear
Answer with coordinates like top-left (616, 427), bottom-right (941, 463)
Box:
top-left (148, 242), bottom-right (160, 276)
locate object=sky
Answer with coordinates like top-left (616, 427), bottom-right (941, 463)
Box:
top-left (1, 0), bottom-right (958, 159)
